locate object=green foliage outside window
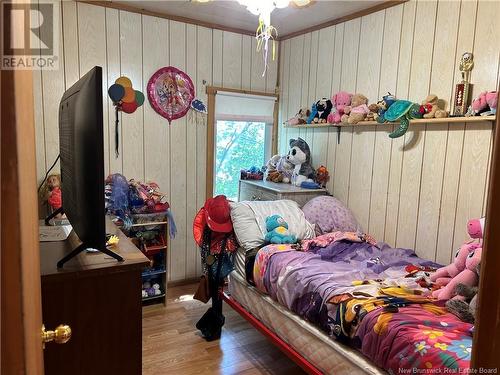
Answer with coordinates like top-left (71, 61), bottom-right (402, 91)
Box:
top-left (215, 121), bottom-right (265, 200)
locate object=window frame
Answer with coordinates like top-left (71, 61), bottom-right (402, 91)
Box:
top-left (206, 86), bottom-right (279, 199)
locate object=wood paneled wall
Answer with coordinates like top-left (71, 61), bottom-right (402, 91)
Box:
top-left (278, 0), bottom-right (499, 263)
top-left (33, 1), bottom-right (278, 281)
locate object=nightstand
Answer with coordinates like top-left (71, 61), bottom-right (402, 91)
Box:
top-left (238, 180), bottom-right (328, 207)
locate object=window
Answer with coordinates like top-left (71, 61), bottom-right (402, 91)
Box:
top-left (214, 120), bottom-right (272, 200)
top-left (212, 91), bottom-right (276, 201)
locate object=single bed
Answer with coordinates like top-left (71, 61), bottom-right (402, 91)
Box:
top-left (223, 199), bottom-right (474, 375)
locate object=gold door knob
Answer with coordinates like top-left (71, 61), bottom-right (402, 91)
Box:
top-left (41, 324), bottom-right (72, 348)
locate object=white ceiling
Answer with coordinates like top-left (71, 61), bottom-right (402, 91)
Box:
top-left (115, 0), bottom-right (384, 37)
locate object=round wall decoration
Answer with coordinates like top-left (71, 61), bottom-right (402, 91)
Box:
top-left (147, 66), bottom-right (195, 124)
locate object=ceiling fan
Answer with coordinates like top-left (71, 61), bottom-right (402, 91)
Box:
top-left (193, 0), bottom-right (314, 76)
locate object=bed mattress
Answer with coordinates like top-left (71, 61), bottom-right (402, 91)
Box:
top-left (228, 271), bottom-right (385, 375)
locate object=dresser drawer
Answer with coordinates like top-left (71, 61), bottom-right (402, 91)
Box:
top-left (239, 183), bottom-right (278, 202)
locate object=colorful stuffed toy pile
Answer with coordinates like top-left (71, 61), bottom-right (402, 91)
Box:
top-left (105, 173), bottom-right (176, 237)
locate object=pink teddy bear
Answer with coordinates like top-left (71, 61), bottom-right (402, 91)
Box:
top-left (327, 91), bottom-right (352, 124)
top-left (432, 246), bottom-right (482, 300)
top-left (472, 91), bottom-right (497, 115)
top-left (430, 242), bottom-right (479, 286)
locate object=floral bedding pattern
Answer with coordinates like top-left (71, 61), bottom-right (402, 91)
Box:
top-left (252, 232), bottom-right (473, 373)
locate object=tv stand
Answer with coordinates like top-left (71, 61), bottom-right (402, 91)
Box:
top-left (57, 242), bottom-right (124, 268)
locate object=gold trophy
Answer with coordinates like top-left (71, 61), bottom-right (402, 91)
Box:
top-left (453, 52), bottom-right (474, 116)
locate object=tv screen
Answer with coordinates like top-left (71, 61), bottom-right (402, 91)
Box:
top-left (57, 66), bottom-right (122, 267)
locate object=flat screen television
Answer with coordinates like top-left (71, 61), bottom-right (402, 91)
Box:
top-left (52, 66), bottom-right (122, 267)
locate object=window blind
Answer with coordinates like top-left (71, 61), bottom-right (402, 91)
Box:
top-left (215, 91), bottom-right (277, 123)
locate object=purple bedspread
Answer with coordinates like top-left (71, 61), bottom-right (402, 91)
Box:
top-left (254, 233), bottom-right (474, 373)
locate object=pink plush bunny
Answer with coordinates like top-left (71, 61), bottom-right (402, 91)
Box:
top-left (467, 217), bottom-right (485, 239)
top-left (433, 247), bottom-right (482, 300)
top-left (472, 91), bottom-right (498, 115)
top-left (327, 91), bottom-right (352, 123)
top-left (430, 242), bottom-right (479, 286)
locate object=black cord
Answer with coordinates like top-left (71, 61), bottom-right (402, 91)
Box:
top-left (37, 154), bottom-right (61, 192)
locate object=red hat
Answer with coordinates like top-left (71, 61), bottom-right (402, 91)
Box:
top-left (204, 195), bottom-right (233, 233)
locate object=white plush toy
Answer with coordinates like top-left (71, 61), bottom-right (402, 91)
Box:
top-left (286, 138), bottom-right (316, 186)
top-left (153, 283), bottom-right (162, 296)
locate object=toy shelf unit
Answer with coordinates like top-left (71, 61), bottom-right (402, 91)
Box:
top-left (121, 211), bottom-right (169, 306)
top-left (283, 115), bottom-right (496, 128)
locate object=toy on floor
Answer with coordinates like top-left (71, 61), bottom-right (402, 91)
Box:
top-left (446, 262), bottom-right (480, 323)
top-left (315, 165), bottom-right (330, 188)
top-left (432, 246), bottom-right (482, 300)
top-left (312, 98), bottom-right (333, 123)
top-left (266, 153), bottom-right (294, 183)
top-left (286, 138), bottom-right (316, 186)
top-left (471, 91), bottom-right (497, 116)
top-left (287, 107), bottom-right (311, 125)
top-left (421, 94), bottom-right (448, 119)
top-left (377, 99), bottom-right (423, 138)
top-left (265, 215), bottom-right (297, 244)
top-left (341, 93), bottom-right (370, 124)
top-left (327, 91), bottom-right (352, 124)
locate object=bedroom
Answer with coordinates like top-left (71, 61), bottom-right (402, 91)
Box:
top-left (2, 0), bottom-right (500, 374)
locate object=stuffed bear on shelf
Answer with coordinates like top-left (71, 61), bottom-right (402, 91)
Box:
top-left (421, 94), bottom-right (448, 119)
top-left (327, 91), bottom-right (352, 124)
top-left (312, 98), bottom-right (333, 123)
top-left (341, 93), bottom-right (370, 124)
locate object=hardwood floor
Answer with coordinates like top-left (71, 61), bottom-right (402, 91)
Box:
top-left (142, 283), bottom-right (306, 375)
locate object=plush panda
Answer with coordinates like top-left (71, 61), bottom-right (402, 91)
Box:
top-left (286, 138), bottom-right (316, 186)
top-left (313, 98), bottom-right (333, 123)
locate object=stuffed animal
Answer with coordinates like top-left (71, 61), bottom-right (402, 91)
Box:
top-left (446, 263), bottom-right (480, 323)
top-left (430, 242), bottom-right (480, 286)
top-left (288, 107), bottom-right (311, 125)
top-left (40, 174), bottom-right (63, 214)
top-left (433, 246), bottom-right (482, 300)
top-left (467, 217), bottom-right (485, 239)
top-left (307, 102), bottom-right (318, 124)
top-left (286, 138), bottom-right (316, 186)
top-left (366, 103), bottom-right (379, 121)
top-left (327, 91), bottom-right (352, 124)
top-left (375, 93), bottom-right (397, 122)
top-left (341, 93), bottom-right (370, 124)
top-left (471, 91), bottom-right (497, 115)
top-left (264, 215), bottom-right (297, 244)
top-left (266, 154), bottom-right (294, 183)
top-left (312, 98), bottom-right (333, 123)
top-left (421, 94), bottom-right (448, 119)
top-left (315, 165), bottom-right (330, 188)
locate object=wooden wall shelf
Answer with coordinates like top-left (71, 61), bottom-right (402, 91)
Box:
top-left (284, 115), bottom-right (496, 128)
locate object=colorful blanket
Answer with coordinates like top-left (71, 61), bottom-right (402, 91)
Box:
top-left (253, 232), bottom-right (473, 372)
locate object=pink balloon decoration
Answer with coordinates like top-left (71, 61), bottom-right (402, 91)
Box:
top-left (147, 66), bottom-right (195, 124)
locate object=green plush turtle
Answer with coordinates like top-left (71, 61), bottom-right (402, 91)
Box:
top-left (377, 100), bottom-right (423, 138)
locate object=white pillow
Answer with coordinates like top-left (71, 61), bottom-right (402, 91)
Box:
top-left (229, 200), bottom-right (315, 252)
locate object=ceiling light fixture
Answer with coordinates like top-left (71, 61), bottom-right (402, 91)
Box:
top-left (236, 0), bottom-right (293, 76)
top-left (193, 0), bottom-right (311, 76)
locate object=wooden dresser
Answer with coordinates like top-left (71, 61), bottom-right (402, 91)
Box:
top-left (238, 180), bottom-right (328, 207)
top-left (39, 218), bottom-right (149, 375)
